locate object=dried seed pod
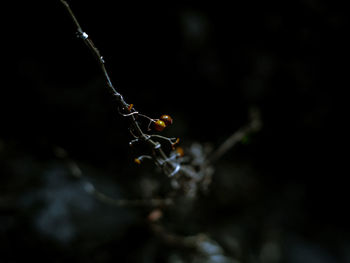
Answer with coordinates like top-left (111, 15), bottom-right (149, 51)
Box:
top-left (160, 115), bottom-right (173, 126)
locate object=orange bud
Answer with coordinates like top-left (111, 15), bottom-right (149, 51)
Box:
top-left (153, 119), bottom-right (166, 131)
top-left (171, 138), bottom-right (180, 149)
top-left (160, 115), bottom-right (173, 126)
top-left (175, 147), bottom-right (184, 157)
top-left (127, 104), bottom-right (134, 112)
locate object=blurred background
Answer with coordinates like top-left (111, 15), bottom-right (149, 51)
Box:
top-left (1, 0), bottom-right (348, 262)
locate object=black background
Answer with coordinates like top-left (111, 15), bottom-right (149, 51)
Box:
top-left (1, 1), bottom-right (348, 262)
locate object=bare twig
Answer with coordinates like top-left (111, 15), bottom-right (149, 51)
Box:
top-left (60, 0), bottom-right (120, 99)
top-left (59, 1), bottom-right (261, 199)
top-left (208, 108), bottom-right (262, 164)
top-left (60, 0), bottom-right (180, 178)
top-left (58, 3), bottom-right (261, 259)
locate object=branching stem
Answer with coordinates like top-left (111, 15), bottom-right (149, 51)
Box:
top-left (59, 0), bottom-right (261, 198)
top-left (60, 0), bottom-right (176, 174)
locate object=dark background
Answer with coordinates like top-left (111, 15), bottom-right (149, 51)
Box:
top-left (1, 1), bottom-right (348, 262)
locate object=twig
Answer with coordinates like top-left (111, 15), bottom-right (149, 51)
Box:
top-left (60, 0), bottom-right (179, 177)
top-left (60, 0), bottom-right (120, 99)
top-left (54, 146), bottom-right (173, 207)
top-left (208, 108), bottom-right (262, 164)
top-left (59, 1), bottom-right (261, 198)
top-left (88, 184), bottom-right (173, 207)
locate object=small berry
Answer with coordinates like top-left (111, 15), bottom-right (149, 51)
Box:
top-left (153, 119), bottom-right (166, 131)
top-left (160, 115), bottom-right (173, 126)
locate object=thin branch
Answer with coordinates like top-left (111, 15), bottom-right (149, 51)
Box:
top-left (55, 146), bottom-right (173, 207)
top-left (208, 108), bottom-right (262, 164)
top-left (60, 0), bottom-right (178, 175)
top-left (60, 0), bottom-right (120, 99)
top-left (60, 0), bottom-right (147, 148)
top-left (88, 184), bottom-right (173, 207)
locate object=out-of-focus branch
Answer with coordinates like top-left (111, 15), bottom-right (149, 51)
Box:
top-left (150, 223), bottom-right (206, 250)
top-left (54, 146), bottom-right (173, 207)
top-left (89, 186), bottom-right (173, 207)
top-left (208, 108), bottom-right (262, 164)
